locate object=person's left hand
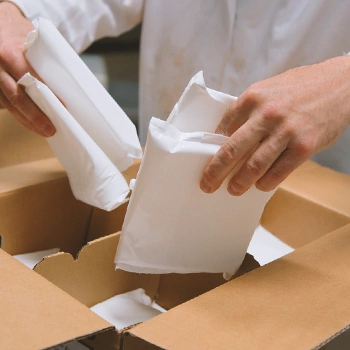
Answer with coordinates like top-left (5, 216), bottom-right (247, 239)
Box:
top-left (200, 56), bottom-right (350, 196)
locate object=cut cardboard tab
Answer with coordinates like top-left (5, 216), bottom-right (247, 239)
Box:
top-left (124, 223), bottom-right (350, 350)
top-left (0, 248), bottom-right (112, 350)
top-left (34, 232), bottom-right (160, 308)
top-left (261, 160), bottom-right (350, 248)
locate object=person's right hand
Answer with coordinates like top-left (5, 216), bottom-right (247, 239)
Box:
top-left (0, 1), bottom-right (55, 136)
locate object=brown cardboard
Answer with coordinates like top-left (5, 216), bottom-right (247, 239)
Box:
top-left (155, 253), bottom-right (259, 310)
top-left (123, 223), bottom-right (350, 350)
top-left (0, 158), bottom-right (92, 256)
top-left (0, 110), bottom-right (54, 167)
top-left (0, 157), bottom-right (140, 257)
top-left (33, 232), bottom-right (258, 350)
top-left (261, 161), bottom-right (350, 248)
top-left (0, 248), bottom-right (112, 350)
top-left (2, 116), bottom-right (350, 350)
top-left (86, 159), bottom-right (141, 242)
top-left (34, 232), bottom-right (160, 308)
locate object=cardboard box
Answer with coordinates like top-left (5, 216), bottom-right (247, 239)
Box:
top-left (123, 222), bottom-right (350, 350)
top-left (0, 247), bottom-right (113, 350)
top-left (1, 110), bottom-right (350, 349)
top-left (0, 109), bottom-right (139, 256)
top-left (261, 161), bottom-right (350, 248)
top-left (31, 232), bottom-right (257, 349)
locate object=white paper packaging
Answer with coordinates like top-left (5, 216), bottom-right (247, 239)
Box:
top-left (90, 288), bottom-right (165, 331)
top-left (18, 18), bottom-right (142, 211)
top-left (115, 72), bottom-right (276, 277)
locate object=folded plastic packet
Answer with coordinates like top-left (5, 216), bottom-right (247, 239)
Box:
top-left (18, 18), bottom-right (142, 211)
top-left (115, 71), bottom-right (276, 278)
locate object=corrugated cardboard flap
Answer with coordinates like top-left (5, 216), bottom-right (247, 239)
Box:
top-left (123, 223), bottom-right (350, 350)
top-left (0, 248), bottom-right (112, 350)
top-left (34, 232), bottom-right (160, 308)
top-left (261, 161), bottom-right (350, 248)
top-left (0, 157), bottom-right (66, 195)
top-left (0, 110), bottom-right (54, 168)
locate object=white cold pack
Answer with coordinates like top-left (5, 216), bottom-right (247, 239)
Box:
top-left (115, 71), bottom-right (276, 277)
top-left (90, 288), bottom-right (165, 331)
top-left (18, 18), bottom-right (142, 211)
top-left (18, 73), bottom-right (131, 211)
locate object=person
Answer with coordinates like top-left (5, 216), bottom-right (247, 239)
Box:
top-left (0, 0), bottom-right (349, 196)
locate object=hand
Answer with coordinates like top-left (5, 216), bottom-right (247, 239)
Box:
top-left (0, 2), bottom-right (55, 136)
top-left (200, 56), bottom-right (350, 195)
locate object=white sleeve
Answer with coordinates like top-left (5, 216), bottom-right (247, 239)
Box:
top-left (8, 0), bottom-right (144, 53)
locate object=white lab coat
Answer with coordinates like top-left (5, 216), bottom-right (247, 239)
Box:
top-left (10, 0), bottom-right (350, 172)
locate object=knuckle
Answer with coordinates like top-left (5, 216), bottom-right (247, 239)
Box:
top-left (266, 166), bottom-right (285, 184)
top-left (8, 92), bottom-right (24, 108)
top-left (202, 167), bottom-right (217, 187)
top-left (219, 141), bottom-right (240, 164)
top-left (293, 138), bottom-right (315, 157)
top-left (245, 160), bottom-right (264, 177)
top-left (255, 180), bottom-right (273, 192)
top-left (260, 102), bottom-right (284, 126)
top-left (241, 84), bottom-right (261, 105)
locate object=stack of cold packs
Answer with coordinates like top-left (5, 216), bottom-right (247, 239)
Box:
top-left (18, 18), bottom-right (142, 211)
top-left (115, 72), bottom-right (275, 277)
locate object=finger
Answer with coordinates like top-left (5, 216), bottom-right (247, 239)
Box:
top-left (200, 119), bottom-right (267, 193)
top-left (0, 44), bottom-right (40, 81)
top-left (0, 70), bottom-right (55, 136)
top-left (0, 88), bottom-right (39, 132)
top-left (227, 134), bottom-right (289, 196)
top-left (215, 98), bottom-right (248, 136)
top-left (256, 148), bottom-right (308, 192)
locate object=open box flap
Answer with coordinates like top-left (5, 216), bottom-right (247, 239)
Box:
top-left (261, 161), bottom-right (350, 248)
top-left (0, 248), bottom-right (112, 350)
top-left (123, 223), bottom-right (350, 350)
top-left (0, 110), bottom-right (54, 168)
top-left (0, 174), bottom-right (92, 256)
top-left (34, 232), bottom-right (160, 308)
top-left (0, 157), bottom-right (66, 194)
top-left (282, 161), bottom-right (350, 216)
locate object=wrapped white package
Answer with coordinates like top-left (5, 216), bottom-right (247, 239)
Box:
top-left (90, 288), bottom-right (164, 331)
top-left (18, 17), bottom-right (142, 211)
top-left (18, 73), bottom-right (130, 211)
top-left (13, 248), bottom-right (60, 269)
top-left (24, 18), bottom-right (142, 170)
top-left (248, 225), bottom-right (294, 266)
top-left (115, 72), bottom-right (276, 277)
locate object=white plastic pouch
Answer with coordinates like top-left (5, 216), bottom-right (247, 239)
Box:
top-left (115, 72), bottom-right (276, 277)
top-left (18, 73), bottom-right (131, 211)
top-left (18, 18), bottom-right (142, 210)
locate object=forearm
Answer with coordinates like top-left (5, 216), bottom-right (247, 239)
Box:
top-left (6, 0), bottom-right (144, 53)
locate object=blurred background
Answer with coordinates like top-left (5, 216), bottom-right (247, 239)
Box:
top-left (80, 24), bottom-right (141, 131)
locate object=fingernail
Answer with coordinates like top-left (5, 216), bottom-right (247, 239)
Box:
top-left (43, 124), bottom-right (55, 137)
top-left (200, 179), bottom-right (211, 193)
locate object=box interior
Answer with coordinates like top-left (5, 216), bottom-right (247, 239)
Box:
top-left (123, 223), bottom-right (350, 350)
